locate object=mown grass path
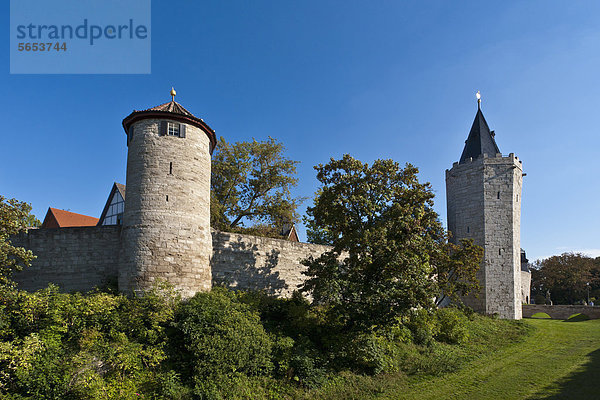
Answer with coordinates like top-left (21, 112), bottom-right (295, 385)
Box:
top-left (392, 319), bottom-right (600, 400)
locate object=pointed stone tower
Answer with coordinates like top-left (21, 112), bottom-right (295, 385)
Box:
top-left (445, 98), bottom-right (523, 319)
top-left (119, 90), bottom-right (217, 298)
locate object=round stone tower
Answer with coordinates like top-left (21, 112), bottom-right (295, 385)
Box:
top-left (120, 89), bottom-right (217, 297)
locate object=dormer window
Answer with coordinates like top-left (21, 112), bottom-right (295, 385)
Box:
top-left (167, 122), bottom-right (180, 136)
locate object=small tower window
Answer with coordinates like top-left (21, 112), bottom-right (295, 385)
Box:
top-left (166, 195), bottom-right (169, 202)
top-left (127, 126), bottom-right (134, 145)
top-left (467, 226), bottom-right (470, 233)
top-left (169, 162), bottom-right (173, 175)
top-left (167, 122), bottom-right (180, 136)
top-left (159, 121), bottom-right (186, 138)
top-left (497, 191), bottom-right (501, 199)
top-left (499, 248), bottom-right (501, 256)
top-left (516, 194), bottom-right (519, 202)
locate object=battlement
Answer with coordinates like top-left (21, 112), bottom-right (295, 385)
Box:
top-left (446, 153), bottom-right (523, 184)
top-left (449, 152), bottom-right (522, 170)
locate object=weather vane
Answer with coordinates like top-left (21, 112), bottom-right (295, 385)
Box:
top-left (170, 87), bottom-right (177, 101)
top-left (476, 90), bottom-right (481, 109)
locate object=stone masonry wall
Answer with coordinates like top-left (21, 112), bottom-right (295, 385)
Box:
top-left (120, 119), bottom-right (212, 298)
top-left (522, 304), bottom-right (600, 319)
top-left (446, 153), bottom-right (523, 319)
top-left (10, 228), bottom-right (331, 297)
top-left (446, 158), bottom-right (486, 312)
top-left (482, 154), bottom-right (523, 319)
top-left (211, 230), bottom-right (331, 297)
top-left (11, 226), bottom-right (121, 292)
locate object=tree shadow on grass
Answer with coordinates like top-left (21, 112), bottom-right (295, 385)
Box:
top-left (533, 348), bottom-right (600, 399)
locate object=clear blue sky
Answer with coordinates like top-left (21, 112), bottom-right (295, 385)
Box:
top-left (2, 1), bottom-right (599, 262)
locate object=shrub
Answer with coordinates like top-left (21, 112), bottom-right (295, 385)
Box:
top-left (339, 332), bottom-right (403, 375)
top-left (405, 309), bottom-right (438, 345)
top-left (174, 287), bottom-right (273, 382)
top-left (435, 308), bottom-right (469, 344)
top-left (270, 335), bottom-right (295, 378)
top-left (530, 312), bottom-right (551, 319)
top-left (288, 342), bottom-right (327, 388)
top-left (566, 313), bottom-right (590, 322)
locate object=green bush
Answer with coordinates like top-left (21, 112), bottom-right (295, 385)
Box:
top-left (435, 308), bottom-right (469, 344)
top-left (406, 309), bottom-right (438, 345)
top-left (530, 312), bottom-right (551, 319)
top-left (174, 287), bottom-right (273, 383)
top-left (270, 335), bottom-right (295, 378)
top-left (288, 344), bottom-right (327, 388)
top-left (0, 284), bottom-right (529, 399)
top-left (566, 313), bottom-right (590, 322)
top-left (339, 332), bottom-right (403, 375)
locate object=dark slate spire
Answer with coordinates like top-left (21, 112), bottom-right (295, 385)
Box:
top-left (459, 106), bottom-right (500, 164)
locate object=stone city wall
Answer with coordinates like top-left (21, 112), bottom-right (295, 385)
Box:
top-left (523, 304), bottom-right (600, 320)
top-left (12, 226), bottom-right (122, 292)
top-left (10, 228), bottom-right (332, 297)
top-left (211, 230), bottom-right (332, 297)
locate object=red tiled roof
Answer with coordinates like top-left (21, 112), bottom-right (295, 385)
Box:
top-left (41, 207), bottom-right (99, 228)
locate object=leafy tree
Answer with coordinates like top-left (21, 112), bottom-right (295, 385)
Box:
top-left (0, 196), bottom-right (37, 287)
top-left (301, 155), bottom-right (481, 331)
top-left (210, 137), bottom-right (302, 237)
top-left (531, 252), bottom-right (599, 305)
top-left (433, 238), bottom-right (482, 307)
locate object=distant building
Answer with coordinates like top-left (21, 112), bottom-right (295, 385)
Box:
top-left (98, 183), bottom-right (126, 226)
top-left (280, 223), bottom-right (299, 242)
top-left (41, 207), bottom-right (99, 228)
top-left (521, 249), bottom-right (532, 304)
top-left (44, 181), bottom-right (298, 240)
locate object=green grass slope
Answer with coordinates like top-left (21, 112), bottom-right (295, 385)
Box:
top-left (306, 319), bottom-right (600, 400)
top-left (397, 319), bottom-right (600, 400)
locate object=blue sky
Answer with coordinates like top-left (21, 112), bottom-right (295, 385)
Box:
top-left (2, 1), bottom-right (599, 261)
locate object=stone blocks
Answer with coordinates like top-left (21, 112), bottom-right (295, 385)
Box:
top-left (12, 226), bottom-right (121, 292)
top-left (446, 153), bottom-right (523, 319)
top-left (120, 119), bottom-right (213, 298)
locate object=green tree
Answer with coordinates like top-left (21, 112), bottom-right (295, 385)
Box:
top-left (210, 137), bottom-right (301, 237)
top-left (433, 238), bottom-right (482, 307)
top-left (302, 155), bottom-right (481, 331)
top-left (0, 196), bottom-right (37, 287)
top-left (531, 252), bottom-right (598, 305)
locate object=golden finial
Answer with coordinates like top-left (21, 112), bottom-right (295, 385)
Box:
top-left (476, 90), bottom-right (481, 109)
top-left (170, 87), bottom-right (177, 101)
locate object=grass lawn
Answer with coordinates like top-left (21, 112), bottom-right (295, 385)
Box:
top-left (306, 318), bottom-right (600, 400)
